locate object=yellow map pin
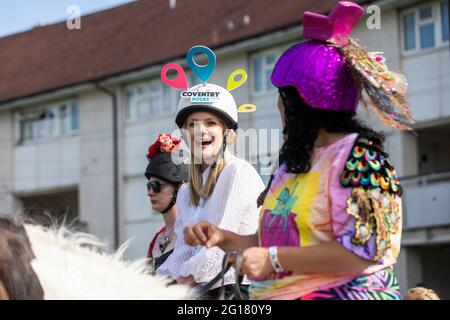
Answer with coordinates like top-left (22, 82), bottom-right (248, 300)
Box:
top-left (238, 103), bottom-right (256, 113)
top-left (227, 69), bottom-right (248, 91)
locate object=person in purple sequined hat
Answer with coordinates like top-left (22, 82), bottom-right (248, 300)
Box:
top-left (271, 1), bottom-right (413, 125)
top-left (271, 40), bottom-right (359, 113)
top-left (182, 1), bottom-right (415, 300)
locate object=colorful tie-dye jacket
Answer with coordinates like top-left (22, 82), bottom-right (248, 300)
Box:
top-left (250, 133), bottom-right (402, 300)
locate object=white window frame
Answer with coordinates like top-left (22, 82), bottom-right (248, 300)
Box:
top-left (125, 78), bottom-right (178, 123)
top-left (250, 48), bottom-right (282, 97)
top-left (16, 99), bottom-right (79, 144)
top-left (59, 101), bottom-right (79, 136)
top-left (400, 1), bottom-right (449, 56)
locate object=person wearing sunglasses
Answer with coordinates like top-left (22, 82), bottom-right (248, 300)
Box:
top-left (145, 133), bottom-right (188, 274)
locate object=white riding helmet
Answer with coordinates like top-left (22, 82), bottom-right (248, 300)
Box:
top-left (175, 83), bottom-right (238, 130)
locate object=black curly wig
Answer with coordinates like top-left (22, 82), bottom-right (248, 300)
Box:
top-left (278, 86), bottom-right (384, 174)
top-left (256, 86), bottom-right (385, 207)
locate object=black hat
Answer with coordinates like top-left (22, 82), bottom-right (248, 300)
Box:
top-left (145, 134), bottom-right (188, 184)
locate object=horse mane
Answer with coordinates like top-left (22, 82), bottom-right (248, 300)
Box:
top-left (0, 215), bottom-right (44, 300)
top-left (21, 220), bottom-right (194, 300)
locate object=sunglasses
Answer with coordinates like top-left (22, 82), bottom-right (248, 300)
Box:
top-left (146, 180), bottom-right (169, 193)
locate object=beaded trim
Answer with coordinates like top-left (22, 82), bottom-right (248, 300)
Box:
top-left (340, 135), bottom-right (401, 195)
top-left (340, 134), bottom-right (401, 262)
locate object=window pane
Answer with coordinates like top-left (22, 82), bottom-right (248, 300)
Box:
top-left (149, 81), bottom-right (161, 116)
top-left (60, 106), bottom-right (69, 135)
top-left (48, 108), bottom-right (57, 136)
top-left (127, 89), bottom-right (137, 119)
top-left (36, 119), bottom-right (48, 138)
top-left (149, 95), bottom-right (160, 116)
top-left (265, 68), bottom-right (275, 91)
top-left (420, 23), bottom-right (435, 48)
top-left (20, 123), bottom-right (26, 141)
top-left (442, 0), bottom-right (449, 41)
top-left (162, 86), bottom-right (173, 113)
top-left (149, 81), bottom-right (159, 93)
top-left (266, 54), bottom-right (276, 65)
top-left (253, 57), bottom-right (262, 92)
top-left (25, 122), bottom-right (34, 141)
top-left (403, 13), bottom-right (416, 50)
top-left (137, 99), bottom-right (150, 118)
top-left (60, 105), bottom-right (68, 117)
top-left (419, 6), bottom-right (432, 20)
top-left (126, 90), bottom-right (134, 119)
top-left (71, 101), bottom-right (79, 130)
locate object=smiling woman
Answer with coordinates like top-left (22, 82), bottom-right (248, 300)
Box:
top-left (156, 59), bottom-right (265, 299)
top-left (184, 111), bottom-right (233, 205)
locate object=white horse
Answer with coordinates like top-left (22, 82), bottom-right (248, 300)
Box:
top-left (22, 223), bottom-right (194, 300)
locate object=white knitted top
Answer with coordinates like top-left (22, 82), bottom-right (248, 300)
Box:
top-left (156, 155), bottom-right (265, 288)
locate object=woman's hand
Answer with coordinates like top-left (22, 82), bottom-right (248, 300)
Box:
top-left (184, 221), bottom-right (224, 248)
top-left (241, 247), bottom-right (274, 281)
top-left (176, 275), bottom-right (195, 285)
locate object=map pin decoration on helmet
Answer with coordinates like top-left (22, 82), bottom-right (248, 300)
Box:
top-left (187, 45), bottom-right (216, 83)
top-left (160, 63), bottom-right (188, 90)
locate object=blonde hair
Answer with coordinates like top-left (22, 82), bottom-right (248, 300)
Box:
top-left (186, 127), bottom-right (236, 206)
top-left (404, 287), bottom-right (440, 300)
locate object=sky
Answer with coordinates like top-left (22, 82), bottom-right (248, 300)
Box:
top-left (0, 0), bottom-right (134, 37)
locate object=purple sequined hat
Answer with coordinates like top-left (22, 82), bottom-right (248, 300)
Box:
top-left (271, 1), bottom-right (364, 113)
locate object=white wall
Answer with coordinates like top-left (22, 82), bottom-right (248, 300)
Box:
top-left (14, 136), bottom-right (80, 192)
top-left (78, 89), bottom-right (115, 248)
top-left (124, 176), bottom-right (161, 259)
top-left (403, 48), bottom-right (450, 122)
top-left (0, 110), bottom-right (19, 213)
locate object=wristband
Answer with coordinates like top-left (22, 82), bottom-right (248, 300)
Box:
top-left (268, 246), bottom-right (284, 273)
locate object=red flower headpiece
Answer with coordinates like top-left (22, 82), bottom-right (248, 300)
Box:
top-left (146, 134), bottom-right (181, 160)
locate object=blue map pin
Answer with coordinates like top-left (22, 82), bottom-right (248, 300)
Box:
top-left (187, 45), bottom-right (216, 83)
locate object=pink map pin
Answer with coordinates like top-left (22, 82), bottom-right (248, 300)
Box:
top-left (302, 1), bottom-right (364, 47)
top-left (161, 63), bottom-right (188, 90)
